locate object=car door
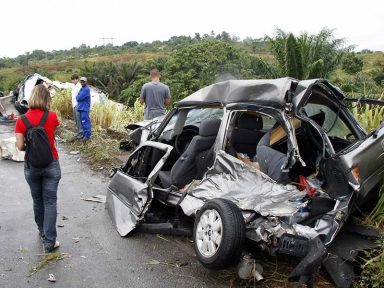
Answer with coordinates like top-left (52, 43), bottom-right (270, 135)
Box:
top-left (106, 141), bottom-right (173, 236)
top-left (339, 126), bottom-right (384, 198)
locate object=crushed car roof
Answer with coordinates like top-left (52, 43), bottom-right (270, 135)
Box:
top-left (175, 78), bottom-right (344, 108)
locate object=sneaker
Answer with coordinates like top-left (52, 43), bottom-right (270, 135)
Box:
top-left (44, 241), bottom-right (60, 253)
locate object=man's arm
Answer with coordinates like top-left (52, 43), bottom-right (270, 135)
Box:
top-left (164, 86), bottom-right (171, 105)
top-left (139, 84), bottom-right (146, 104)
top-left (76, 87), bottom-right (90, 102)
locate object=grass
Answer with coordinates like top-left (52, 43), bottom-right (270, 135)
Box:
top-left (350, 91), bottom-right (384, 132)
top-left (90, 100), bottom-right (144, 131)
top-left (29, 252), bottom-right (69, 276)
top-left (58, 126), bottom-right (123, 172)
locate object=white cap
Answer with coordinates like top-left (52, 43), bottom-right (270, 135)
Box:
top-left (80, 77), bottom-right (87, 82)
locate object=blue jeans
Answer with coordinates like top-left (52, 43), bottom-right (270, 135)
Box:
top-left (79, 110), bottom-right (92, 139)
top-left (24, 159), bottom-right (61, 245)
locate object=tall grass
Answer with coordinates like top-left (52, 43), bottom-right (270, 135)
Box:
top-left (51, 89), bottom-right (144, 131)
top-left (51, 89), bottom-right (73, 119)
top-left (90, 100), bottom-right (144, 130)
top-left (351, 91), bottom-right (384, 132)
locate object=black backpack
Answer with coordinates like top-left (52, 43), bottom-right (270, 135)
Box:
top-left (21, 111), bottom-right (54, 168)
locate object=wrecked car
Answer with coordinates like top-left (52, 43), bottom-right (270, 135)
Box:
top-left (14, 73), bottom-right (108, 114)
top-left (119, 115), bottom-right (165, 151)
top-left (106, 78), bottom-right (384, 287)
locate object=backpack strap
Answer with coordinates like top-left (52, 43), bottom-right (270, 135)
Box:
top-left (21, 114), bottom-right (32, 129)
top-left (38, 111), bottom-right (50, 127)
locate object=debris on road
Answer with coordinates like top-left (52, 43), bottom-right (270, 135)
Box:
top-left (0, 137), bottom-right (25, 161)
top-left (62, 216), bottom-right (69, 221)
top-left (69, 151), bottom-right (80, 155)
top-left (81, 195), bottom-right (106, 203)
top-left (29, 252), bottom-right (68, 276)
top-left (57, 224), bottom-right (64, 228)
top-left (156, 234), bottom-right (170, 242)
top-left (72, 237), bottom-right (80, 243)
top-left (47, 273), bottom-right (56, 282)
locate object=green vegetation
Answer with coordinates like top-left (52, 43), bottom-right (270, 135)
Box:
top-left (265, 28), bottom-right (348, 79)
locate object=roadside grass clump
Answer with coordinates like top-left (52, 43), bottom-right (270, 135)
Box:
top-left (350, 91), bottom-right (384, 132)
top-left (90, 100), bottom-right (144, 131)
top-left (51, 89), bottom-right (73, 119)
top-left (58, 126), bottom-right (123, 172)
top-left (356, 234), bottom-right (384, 288)
top-left (29, 252), bottom-right (69, 276)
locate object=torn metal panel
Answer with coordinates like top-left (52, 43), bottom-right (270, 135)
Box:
top-left (106, 170), bottom-right (148, 236)
top-left (106, 191), bottom-right (138, 236)
top-left (184, 151), bottom-right (306, 217)
top-left (106, 141), bottom-right (173, 236)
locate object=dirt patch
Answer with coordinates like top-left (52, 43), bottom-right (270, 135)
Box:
top-left (57, 119), bottom-right (129, 176)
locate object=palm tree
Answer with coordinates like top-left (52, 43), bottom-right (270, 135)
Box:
top-left (265, 28), bottom-right (349, 79)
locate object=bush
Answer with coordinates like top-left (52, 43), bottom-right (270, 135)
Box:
top-left (339, 74), bottom-right (381, 97)
top-left (342, 52), bottom-right (363, 74)
top-left (373, 70), bottom-right (384, 86)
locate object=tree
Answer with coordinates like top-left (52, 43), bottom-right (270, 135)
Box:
top-left (265, 28), bottom-right (348, 79)
top-left (342, 52), bottom-right (364, 74)
top-left (162, 40), bottom-right (252, 101)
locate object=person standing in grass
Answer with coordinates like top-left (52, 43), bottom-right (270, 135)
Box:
top-left (71, 74), bottom-right (82, 138)
top-left (15, 84), bottom-right (61, 253)
top-left (76, 77), bottom-right (92, 141)
top-left (139, 69), bottom-right (171, 120)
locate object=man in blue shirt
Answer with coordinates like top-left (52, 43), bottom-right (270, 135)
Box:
top-left (76, 77), bottom-right (91, 140)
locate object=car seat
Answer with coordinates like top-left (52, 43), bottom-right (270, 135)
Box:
top-left (229, 113), bottom-right (263, 159)
top-left (158, 118), bottom-right (221, 188)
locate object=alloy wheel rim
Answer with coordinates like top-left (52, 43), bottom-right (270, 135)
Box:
top-left (196, 209), bottom-right (223, 257)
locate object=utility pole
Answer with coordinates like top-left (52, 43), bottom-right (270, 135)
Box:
top-left (100, 37), bottom-right (116, 46)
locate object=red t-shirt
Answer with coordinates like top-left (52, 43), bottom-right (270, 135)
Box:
top-left (15, 109), bottom-right (60, 158)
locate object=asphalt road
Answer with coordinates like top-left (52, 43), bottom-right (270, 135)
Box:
top-left (0, 122), bottom-right (229, 288)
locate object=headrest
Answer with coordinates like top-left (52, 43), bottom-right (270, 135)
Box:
top-left (199, 118), bottom-right (222, 137)
top-left (237, 113), bottom-right (263, 130)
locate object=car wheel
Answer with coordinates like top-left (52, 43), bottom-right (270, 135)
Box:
top-left (193, 198), bottom-right (245, 270)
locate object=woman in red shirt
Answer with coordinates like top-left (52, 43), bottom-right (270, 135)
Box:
top-left (15, 84), bottom-right (61, 253)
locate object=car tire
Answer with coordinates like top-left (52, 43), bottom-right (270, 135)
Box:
top-left (193, 198), bottom-right (245, 270)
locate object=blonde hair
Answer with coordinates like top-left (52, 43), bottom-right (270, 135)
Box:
top-left (28, 84), bottom-right (51, 111)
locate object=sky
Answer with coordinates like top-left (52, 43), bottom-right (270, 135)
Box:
top-left (0, 0), bottom-right (383, 58)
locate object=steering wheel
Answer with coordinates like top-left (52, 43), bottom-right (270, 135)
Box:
top-left (174, 128), bottom-right (199, 155)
